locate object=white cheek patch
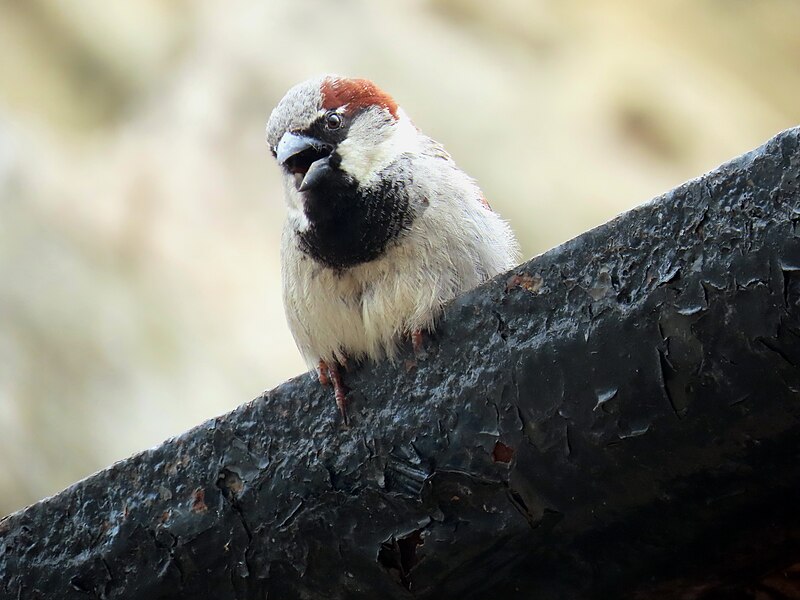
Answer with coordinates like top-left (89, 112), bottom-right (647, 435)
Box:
top-left (337, 110), bottom-right (421, 184)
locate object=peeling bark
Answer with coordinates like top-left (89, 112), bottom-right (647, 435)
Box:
top-left (2, 127), bottom-right (800, 599)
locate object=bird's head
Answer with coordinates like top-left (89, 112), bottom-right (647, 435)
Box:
top-left (267, 76), bottom-right (420, 211)
top-left (267, 76), bottom-right (428, 268)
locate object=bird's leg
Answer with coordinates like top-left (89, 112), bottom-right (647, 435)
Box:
top-left (411, 329), bottom-right (425, 355)
top-left (327, 361), bottom-right (349, 424)
top-left (317, 360), bottom-right (331, 386)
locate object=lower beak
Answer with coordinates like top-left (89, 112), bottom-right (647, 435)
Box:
top-left (299, 157), bottom-right (332, 192)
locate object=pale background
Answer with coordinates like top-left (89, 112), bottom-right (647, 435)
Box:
top-left (1, 0), bottom-right (798, 516)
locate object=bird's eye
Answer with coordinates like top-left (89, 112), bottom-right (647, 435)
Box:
top-left (325, 112), bottom-right (342, 130)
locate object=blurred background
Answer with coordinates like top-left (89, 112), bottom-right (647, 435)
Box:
top-left (1, 0), bottom-right (799, 516)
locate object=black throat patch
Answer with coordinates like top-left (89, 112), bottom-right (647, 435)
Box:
top-left (297, 167), bottom-right (414, 270)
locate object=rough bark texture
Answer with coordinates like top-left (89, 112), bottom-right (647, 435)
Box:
top-left (2, 128), bottom-right (800, 599)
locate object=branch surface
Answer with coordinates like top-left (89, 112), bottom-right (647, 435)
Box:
top-left (2, 128), bottom-right (800, 599)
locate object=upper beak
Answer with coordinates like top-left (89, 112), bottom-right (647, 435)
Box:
top-left (276, 132), bottom-right (329, 166)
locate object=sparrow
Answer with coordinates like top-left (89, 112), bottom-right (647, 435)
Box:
top-left (266, 76), bottom-right (520, 422)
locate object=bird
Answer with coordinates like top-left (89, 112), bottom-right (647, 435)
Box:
top-left (266, 75), bottom-right (520, 422)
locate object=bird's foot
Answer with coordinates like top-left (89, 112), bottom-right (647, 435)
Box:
top-left (411, 329), bottom-right (426, 356)
top-left (318, 359), bottom-right (349, 425)
top-left (328, 362), bottom-right (349, 425)
top-left (317, 360), bottom-right (330, 386)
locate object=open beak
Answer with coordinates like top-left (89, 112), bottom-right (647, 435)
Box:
top-left (276, 132), bottom-right (334, 192)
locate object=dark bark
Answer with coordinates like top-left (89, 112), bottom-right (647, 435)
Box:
top-left (2, 127), bottom-right (800, 599)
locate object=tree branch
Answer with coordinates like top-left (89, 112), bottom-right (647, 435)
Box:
top-left (2, 127), bottom-right (800, 599)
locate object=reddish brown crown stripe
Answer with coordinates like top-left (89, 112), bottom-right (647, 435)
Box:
top-left (320, 78), bottom-right (399, 119)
